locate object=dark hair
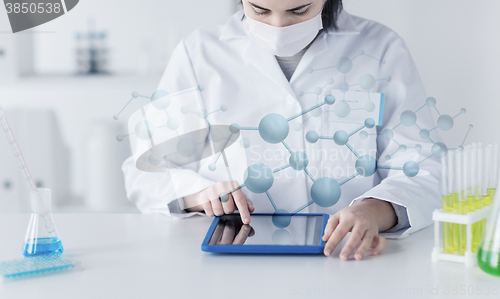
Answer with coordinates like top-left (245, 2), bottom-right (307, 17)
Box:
top-left (322, 0), bottom-right (343, 30)
top-left (240, 0), bottom-right (343, 31)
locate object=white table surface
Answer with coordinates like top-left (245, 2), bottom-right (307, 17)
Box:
top-left (0, 213), bottom-right (499, 299)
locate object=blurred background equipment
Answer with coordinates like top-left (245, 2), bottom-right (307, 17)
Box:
top-left (75, 17), bottom-right (108, 75)
top-left (85, 121), bottom-right (129, 211)
top-left (0, 109), bottom-right (70, 212)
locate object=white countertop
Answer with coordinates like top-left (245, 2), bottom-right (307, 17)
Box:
top-left (0, 213), bottom-right (499, 299)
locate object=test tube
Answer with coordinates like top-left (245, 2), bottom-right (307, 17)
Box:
top-left (471, 144), bottom-right (481, 252)
top-left (455, 149), bottom-right (464, 255)
top-left (487, 145), bottom-right (495, 206)
top-left (470, 144), bottom-right (478, 212)
top-left (441, 156), bottom-right (451, 253)
top-left (476, 143), bottom-right (486, 249)
top-left (486, 144), bottom-right (497, 205)
top-left (492, 144), bottom-right (499, 203)
top-left (448, 150), bottom-right (458, 254)
top-left (480, 144), bottom-right (489, 237)
top-left (478, 143), bottom-right (484, 209)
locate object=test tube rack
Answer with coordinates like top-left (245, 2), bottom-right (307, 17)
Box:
top-left (431, 206), bottom-right (492, 267)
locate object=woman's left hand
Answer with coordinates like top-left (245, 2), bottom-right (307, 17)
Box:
top-left (321, 198), bottom-right (397, 261)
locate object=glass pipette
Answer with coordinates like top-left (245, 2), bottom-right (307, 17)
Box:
top-left (0, 105), bottom-right (57, 237)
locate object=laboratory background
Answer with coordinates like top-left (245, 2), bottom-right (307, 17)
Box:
top-left (0, 0), bottom-right (499, 214)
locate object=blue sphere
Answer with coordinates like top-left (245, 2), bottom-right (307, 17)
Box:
top-left (289, 152), bottom-right (309, 171)
top-left (220, 105), bottom-right (227, 112)
top-left (334, 101), bottom-right (351, 118)
top-left (364, 118), bottom-right (375, 129)
top-left (314, 87), bottom-right (322, 95)
top-left (150, 90), bottom-right (171, 110)
top-left (437, 115), bottom-right (454, 131)
top-left (399, 145), bottom-right (407, 152)
top-left (365, 102), bottom-right (376, 112)
top-left (426, 97), bottom-right (437, 107)
top-left (324, 94), bottom-right (336, 105)
top-left (306, 131), bottom-right (319, 143)
top-left (403, 161), bottom-right (419, 177)
top-left (240, 138), bottom-right (251, 148)
top-left (359, 131), bottom-right (368, 140)
top-left (355, 155), bottom-right (377, 177)
top-left (148, 154), bottom-right (161, 166)
top-left (432, 142), bottom-right (448, 158)
top-left (333, 130), bottom-right (349, 145)
top-left (272, 209), bottom-right (292, 228)
top-left (339, 82), bottom-right (350, 92)
top-left (167, 118), bottom-right (179, 130)
top-left (415, 144), bottom-right (422, 151)
top-left (311, 177), bottom-right (341, 207)
top-left (177, 138), bottom-right (197, 158)
top-left (311, 107), bottom-right (323, 117)
top-left (401, 110), bottom-right (417, 127)
top-left (208, 164), bottom-right (216, 171)
top-left (293, 123), bottom-right (303, 131)
top-left (359, 74), bottom-right (376, 90)
top-left (272, 228), bottom-right (292, 244)
top-left (229, 123), bottom-right (240, 134)
top-left (135, 120), bottom-right (155, 140)
top-left (258, 113), bottom-right (289, 144)
top-left (382, 129), bottom-right (394, 141)
top-left (244, 163), bottom-right (274, 193)
top-left (337, 57), bottom-right (353, 73)
top-left (419, 129), bottom-right (430, 139)
top-left (198, 109), bottom-right (208, 119)
top-left (220, 193), bottom-right (230, 203)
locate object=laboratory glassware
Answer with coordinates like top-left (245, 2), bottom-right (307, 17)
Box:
top-left (477, 178), bottom-right (500, 276)
top-left (23, 188), bottom-right (63, 256)
top-left (0, 105), bottom-right (63, 254)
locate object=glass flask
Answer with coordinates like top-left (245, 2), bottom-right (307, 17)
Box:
top-left (23, 188), bottom-right (64, 257)
top-left (477, 181), bottom-right (500, 276)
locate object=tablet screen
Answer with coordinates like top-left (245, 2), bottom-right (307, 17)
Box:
top-left (208, 214), bottom-right (324, 246)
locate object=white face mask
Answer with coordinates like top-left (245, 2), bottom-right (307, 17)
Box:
top-left (246, 11), bottom-right (323, 57)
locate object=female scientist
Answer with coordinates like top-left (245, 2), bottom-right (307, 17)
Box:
top-left (122, 0), bottom-right (441, 260)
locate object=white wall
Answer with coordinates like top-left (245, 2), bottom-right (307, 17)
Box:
top-left (0, 0), bottom-right (238, 205)
top-left (343, 0), bottom-right (500, 146)
top-left (31, 0), bottom-right (239, 74)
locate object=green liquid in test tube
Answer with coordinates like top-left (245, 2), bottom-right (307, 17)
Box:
top-left (477, 143), bottom-right (500, 277)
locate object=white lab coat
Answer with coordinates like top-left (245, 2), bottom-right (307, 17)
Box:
top-left (122, 10), bottom-right (442, 239)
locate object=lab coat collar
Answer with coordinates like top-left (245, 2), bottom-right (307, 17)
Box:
top-left (327, 10), bottom-right (360, 35)
top-left (219, 9), bottom-right (360, 41)
top-left (242, 35), bottom-right (298, 99)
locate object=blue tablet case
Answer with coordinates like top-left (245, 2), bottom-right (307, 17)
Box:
top-left (201, 213), bottom-right (329, 254)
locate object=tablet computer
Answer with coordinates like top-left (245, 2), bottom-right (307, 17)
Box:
top-left (201, 213), bottom-right (329, 254)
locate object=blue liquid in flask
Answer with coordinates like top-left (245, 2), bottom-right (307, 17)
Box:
top-left (23, 237), bottom-right (64, 257)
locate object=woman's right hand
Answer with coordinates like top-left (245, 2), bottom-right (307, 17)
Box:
top-left (184, 181), bottom-right (255, 224)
